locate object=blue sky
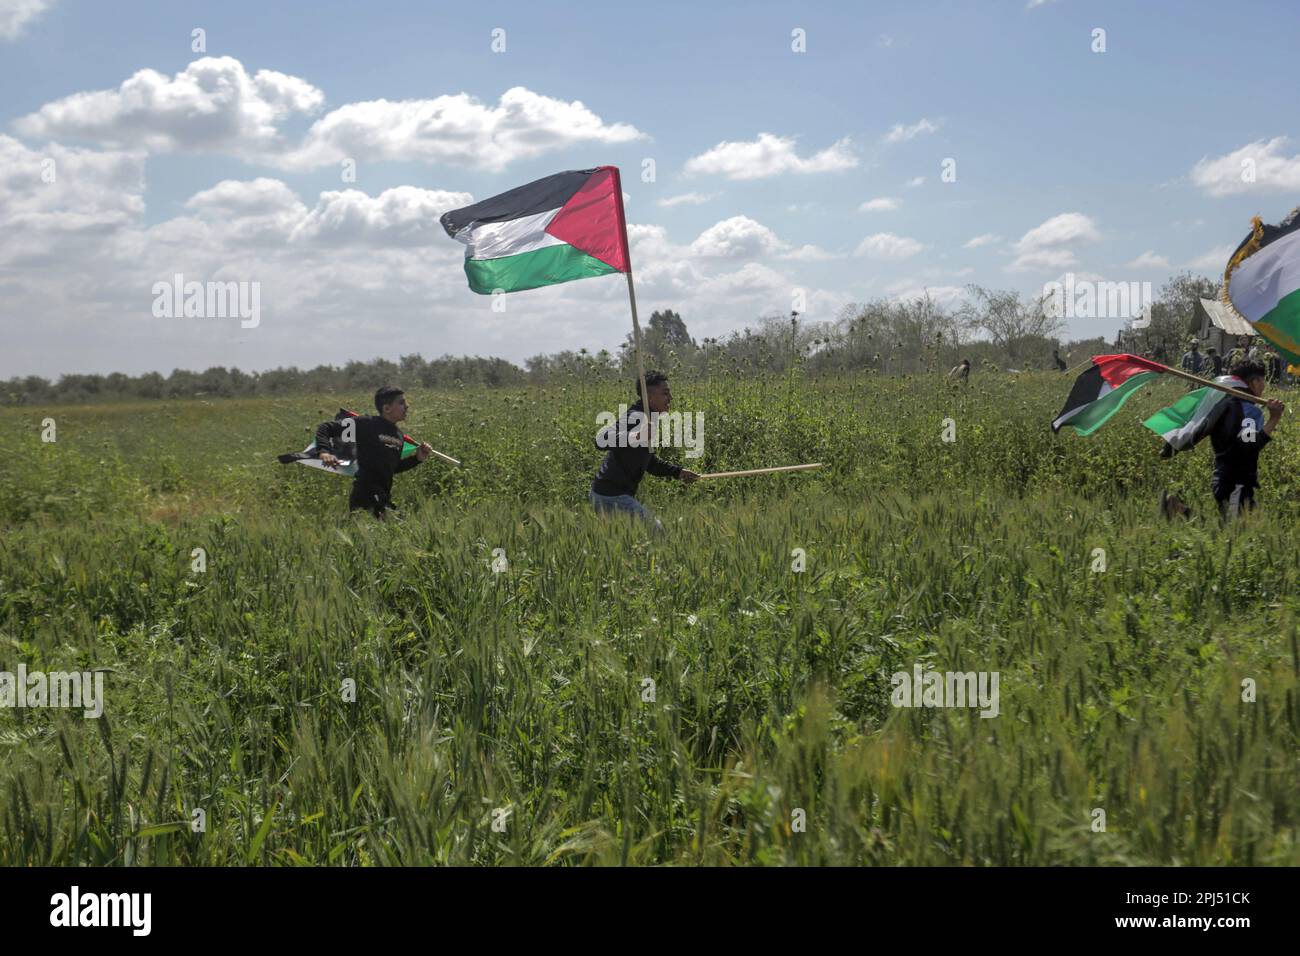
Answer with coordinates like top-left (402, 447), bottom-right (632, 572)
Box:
top-left (2, 0), bottom-right (1298, 377)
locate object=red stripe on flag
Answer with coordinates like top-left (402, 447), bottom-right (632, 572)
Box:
top-left (1092, 353), bottom-right (1165, 388)
top-left (544, 166), bottom-right (630, 272)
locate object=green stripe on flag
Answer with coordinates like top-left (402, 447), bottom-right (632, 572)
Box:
top-left (464, 243), bottom-right (619, 294)
top-left (1142, 386), bottom-right (1224, 448)
top-left (1253, 287), bottom-right (1300, 366)
top-left (1066, 370), bottom-right (1159, 435)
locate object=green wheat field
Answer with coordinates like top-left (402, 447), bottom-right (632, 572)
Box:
top-left (1, 371), bottom-right (1297, 865)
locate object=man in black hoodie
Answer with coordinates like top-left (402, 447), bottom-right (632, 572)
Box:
top-left (318, 385), bottom-right (432, 518)
top-left (1209, 360), bottom-right (1284, 519)
top-left (590, 371), bottom-right (699, 532)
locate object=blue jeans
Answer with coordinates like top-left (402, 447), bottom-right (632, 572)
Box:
top-left (589, 490), bottom-right (664, 534)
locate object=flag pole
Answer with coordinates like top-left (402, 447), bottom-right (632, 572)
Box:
top-left (1145, 357), bottom-right (1266, 404)
top-left (611, 167), bottom-right (651, 434)
top-left (699, 463), bottom-right (824, 480)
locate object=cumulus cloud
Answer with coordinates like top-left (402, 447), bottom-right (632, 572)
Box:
top-left (883, 118), bottom-right (938, 144)
top-left (1188, 137), bottom-right (1300, 197)
top-left (1125, 250), bottom-right (1171, 270)
top-left (0, 0), bottom-right (55, 40)
top-left (1185, 244), bottom-right (1234, 272)
top-left (283, 86), bottom-right (645, 172)
top-left (779, 244), bottom-right (837, 261)
top-left (1008, 212), bottom-right (1099, 271)
top-left (859, 197), bottom-right (899, 212)
top-left (689, 215), bottom-right (784, 258)
top-left (0, 134), bottom-right (144, 263)
top-left (14, 58), bottom-right (644, 171)
top-left (15, 57), bottom-right (325, 158)
top-left (656, 191), bottom-right (718, 208)
top-left (855, 232), bottom-right (924, 260)
top-left (684, 132), bottom-right (856, 180)
top-left (964, 233), bottom-right (1000, 248)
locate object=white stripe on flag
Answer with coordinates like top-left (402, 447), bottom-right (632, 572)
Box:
top-left (454, 208), bottom-right (565, 261)
top-left (1229, 227), bottom-right (1300, 322)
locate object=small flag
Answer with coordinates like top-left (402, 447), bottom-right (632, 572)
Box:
top-left (1223, 206), bottom-right (1300, 364)
top-left (277, 409), bottom-right (419, 478)
top-left (1141, 376), bottom-right (1244, 454)
top-left (1051, 354), bottom-right (1165, 435)
top-left (440, 167), bottom-right (630, 294)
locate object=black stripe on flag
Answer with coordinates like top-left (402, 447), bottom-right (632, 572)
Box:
top-left (1051, 364), bottom-right (1104, 432)
top-left (440, 169), bottom-right (598, 238)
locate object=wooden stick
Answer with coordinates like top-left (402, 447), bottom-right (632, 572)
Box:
top-left (1149, 360), bottom-right (1265, 404)
top-left (698, 463), bottom-right (824, 480)
top-left (427, 448), bottom-right (461, 467)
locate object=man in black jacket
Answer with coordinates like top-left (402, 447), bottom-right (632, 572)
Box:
top-left (319, 385), bottom-right (432, 518)
top-left (1210, 361), bottom-right (1284, 519)
top-left (590, 371), bottom-right (698, 532)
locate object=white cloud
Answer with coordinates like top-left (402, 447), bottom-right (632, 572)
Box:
top-left (859, 197), bottom-right (899, 212)
top-left (1008, 212), bottom-right (1100, 271)
top-left (690, 215), bottom-right (784, 258)
top-left (285, 86), bottom-right (645, 172)
top-left (656, 191), bottom-right (718, 208)
top-left (0, 0), bottom-right (54, 40)
top-left (1185, 244), bottom-right (1234, 272)
top-left (905, 176), bottom-right (925, 187)
top-left (877, 34), bottom-right (896, 48)
top-left (1126, 250), bottom-right (1171, 270)
top-left (855, 232), bottom-right (924, 260)
top-left (964, 233), bottom-right (1000, 249)
top-left (15, 57), bottom-right (325, 158)
top-left (684, 132), bottom-right (856, 180)
top-left (883, 118), bottom-right (938, 144)
top-left (0, 135), bottom-right (143, 263)
top-left (780, 244), bottom-right (838, 261)
top-left (1188, 137), bottom-right (1300, 196)
top-left (15, 58), bottom-right (644, 171)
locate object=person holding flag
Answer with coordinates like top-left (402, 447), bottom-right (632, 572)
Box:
top-left (590, 371), bottom-right (699, 533)
top-left (317, 385), bottom-right (433, 519)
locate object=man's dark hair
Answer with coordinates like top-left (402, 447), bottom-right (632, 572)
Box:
top-left (1207, 347), bottom-right (1217, 355)
top-left (1230, 360), bottom-right (1267, 382)
top-left (635, 371), bottom-right (668, 398)
top-left (374, 385), bottom-right (404, 413)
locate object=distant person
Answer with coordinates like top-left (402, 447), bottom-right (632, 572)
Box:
top-left (1180, 339), bottom-right (1204, 375)
top-left (590, 371), bottom-right (699, 534)
top-left (948, 358), bottom-right (971, 383)
top-left (1207, 347), bottom-right (1224, 377)
top-left (1053, 349), bottom-right (1067, 371)
top-left (1152, 341), bottom-right (1168, 363)
top-left (318, 385), bottom-right (433, 519)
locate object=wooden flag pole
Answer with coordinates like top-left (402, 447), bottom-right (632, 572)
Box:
top-left (1150, 360), bottom-right (1265, 404)
top-left (699, 463), bottom-right (824, 480)
top-left (611, 167), bottom-right (652, 438)
top-left (427, 448), bottom-right (461, 467)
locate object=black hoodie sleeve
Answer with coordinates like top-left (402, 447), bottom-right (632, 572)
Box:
top-left (646, 454), bottom-right (683, 479)
top-left (315, 419), bottom-right (345, 454)
top-left (395, 453), bottom-right (422, 474)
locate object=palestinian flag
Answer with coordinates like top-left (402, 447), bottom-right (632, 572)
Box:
top-left (440, 166), bottom-right (630, 294)
top-left (1051, 354), bottom-right (1165, 435)
top-left (1142, 376), bottom-right (1244, 454)
top-left (1223, 206), bottom-right (1300, 364)
top-left (277, 409), bottom-right (419, 478)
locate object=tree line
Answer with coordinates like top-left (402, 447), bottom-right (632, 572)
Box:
top-left (3, 274), bottom-right (1218, 405)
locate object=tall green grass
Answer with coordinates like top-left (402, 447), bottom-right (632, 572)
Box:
top-left (0, 373), bottom-right (1296, 864)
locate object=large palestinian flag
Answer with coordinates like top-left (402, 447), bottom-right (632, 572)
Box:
top-left (1051, 354), bottom-right (1165, 435)
top-left (1223, 206), bottom-right (1300, 364)
top-left (277, 409), bottom-right (419, 478)
top-left (440, 167), bottom-right (630, 294)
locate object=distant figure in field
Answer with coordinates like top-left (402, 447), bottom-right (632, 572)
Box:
top-left (1207, 347), bottom-right (1224, 377)
top-left (1180, 339), bottom-right (1204, 375)
top-left (948, 358), bottom-right (971, 383)
top-left (318, 385), bottom-right (433, 519)
top-left (590, 371), bottom-right (699, 534)
top-left (1052, 349), bottom-right (1067, 371)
